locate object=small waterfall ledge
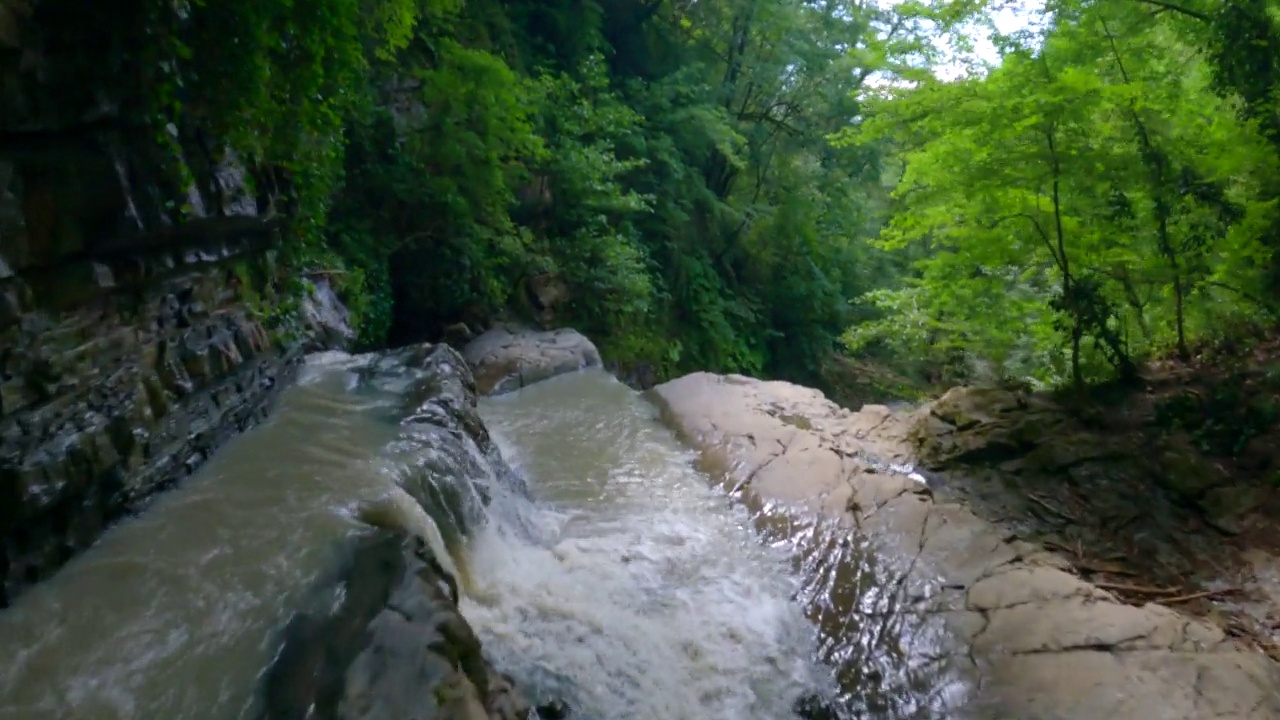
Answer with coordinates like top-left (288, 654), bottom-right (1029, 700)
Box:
top-left (259, 343), bottom-right (543, 720)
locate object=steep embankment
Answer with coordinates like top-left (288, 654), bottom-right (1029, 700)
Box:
top-left (0, 4), bottom-right (349, 605)
top-left (651, 373), bottom-right (1280, 720)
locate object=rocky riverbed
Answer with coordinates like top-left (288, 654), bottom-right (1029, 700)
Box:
top-left (650, 372), bottom-right (1280, 720)
top-left (7, 317), bottom-right (1280, 720)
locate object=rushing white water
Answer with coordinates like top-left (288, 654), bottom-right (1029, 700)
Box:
top-left (465, 369), bottom-right (836, 719)
top-left (0, 357), bottom-right (839, 720)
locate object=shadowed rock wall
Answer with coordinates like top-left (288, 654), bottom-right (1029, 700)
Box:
top-left (0, 0), bottom-right (330, 606)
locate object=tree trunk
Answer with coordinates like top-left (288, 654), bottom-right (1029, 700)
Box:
top-left (1071, 321), bottom-right (1084, 388)
top-left (1103, 18), bottom-right (1190, 359)
top-left (1045, 125), bottom-right (1081, 389)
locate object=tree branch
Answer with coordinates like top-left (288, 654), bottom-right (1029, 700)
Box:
top-left (987, 212), bottom-right (1064, 275)
top-left (738, 111), bottom-right (803, 136)
top-left (1132, 0), bottom-right (1211, 22)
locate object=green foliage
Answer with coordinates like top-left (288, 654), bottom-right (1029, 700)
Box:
top-left (1155, 380), bottom-right (1280, 457)
top-left (325, 26), bottom-right (544, 347)
top-left (130, 0), bottom-right (1280, 399)
top-left (840, 0), bottom-right (1280, 389)
top-left (311, 0), bottom-right (906, 380)
top-left (520, 55), bottom-right (655, 338)
top-left (161, 0), bottom-right (441, 232)
top-left (124, 0), bottom-right (1280, 400)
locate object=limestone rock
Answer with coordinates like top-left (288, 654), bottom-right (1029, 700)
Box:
top-left (650, 372), bottom-right (1280, 720)
top-left (462, 326), bottom-right (601, 396)
top-left (909, 385), bottom-right (1071, 468)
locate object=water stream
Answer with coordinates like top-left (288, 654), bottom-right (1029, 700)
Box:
top-left (0, 357), bottom-right (848, 720)
top-left (467, 371), bottom-right (834, 719)
top-left (0, 359), bottom-right (405, 720)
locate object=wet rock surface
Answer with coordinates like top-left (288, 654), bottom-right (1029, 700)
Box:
top-left (651, 372), bottom-right (1280, 720)
top-left (462, 326), bottom-right (601, 396)
top-left (300, 274), bottom-right (356, 352)
top-left (261, 344), bottom-right (538, 720)
top-left (0, 0), bottom-right (317, 607)
top-left (261, 530), bottom-right (531, 720)
top-left (0, 233), bottom-right (324, 608)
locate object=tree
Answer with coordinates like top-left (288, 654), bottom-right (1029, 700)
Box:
top-left (839, 0), bottom-right (1277, 388)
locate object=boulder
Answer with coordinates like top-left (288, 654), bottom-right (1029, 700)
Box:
top-left (1200, 484), bottom-right (1268, 535)
top-left (441, 322), bottom-right (476, 349)
top-left (259, 529), bottom-right (532, 720)
top-left (1159, 447), bottom-right (1232, 500)
top-left (527, 274), bottom-right (565, 308)
top-left (909, 386), bottom-right (1073, 468)
top-left (650, 372), bottom-right (1280, 720)
top-left (462, 326), bottom-right (601, 396)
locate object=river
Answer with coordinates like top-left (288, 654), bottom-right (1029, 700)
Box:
top-left (463, 370), bottom-right (834, 718)
top-left (0, 356), bottom-right (844, 719)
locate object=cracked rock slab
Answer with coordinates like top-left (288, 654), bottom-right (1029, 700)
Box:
top-left (649, 372), bottom-right (1280, 720)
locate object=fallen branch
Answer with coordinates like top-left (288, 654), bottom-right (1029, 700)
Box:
top-left (1075, 560), bottom-right (1138, 577)
top-left (1027, 492), bottom-right (1079, 522)
top-left (1043, 540), bottom-right (1079, 558)
top-left (1094, 581), bottom-right (1181, 596)
top-left (1158, 587), bottom-right (1244, 605)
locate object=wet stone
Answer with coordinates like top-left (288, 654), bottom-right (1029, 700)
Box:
top-left (0, 285), bottom-right (22, 327)
top-left (0, 223), bottom-right (346, 604)
top-left (462, 326), bottom-right (601, 396)
top-left (650, 374), bottom-right (1280, 720)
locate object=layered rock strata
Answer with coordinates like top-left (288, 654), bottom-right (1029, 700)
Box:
top-left (651, 373), bottom-right (1280, 720)
top-left (0, 0), bottom-right (350, 606)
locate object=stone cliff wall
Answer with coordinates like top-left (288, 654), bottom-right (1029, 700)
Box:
top-left (0, 233), bottom-right (307, 607)
top-left (0, 1), bottom-right (332, 606)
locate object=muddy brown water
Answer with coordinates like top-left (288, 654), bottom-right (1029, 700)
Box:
top-left (0, 356), bottom-right (406, 719)
top-left (0, 358), bottom-right (929, 720)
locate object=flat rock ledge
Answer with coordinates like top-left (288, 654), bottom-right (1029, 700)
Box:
top-left (650, 372), bottom-right (1280, 720)
top-left (259, 345), bottom-right (534, 720)
top-left (463, 326), bottom-right (601, 396)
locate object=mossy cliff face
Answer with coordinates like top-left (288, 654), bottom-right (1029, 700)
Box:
top-left (0, 1), bottom-right (337, 607)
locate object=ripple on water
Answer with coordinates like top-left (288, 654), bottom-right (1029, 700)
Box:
top-left (0, 360), bottom-right (922, 720)
top-left (466, 371), bottom-right (837, 720)
top-left (0, 362), bottom-right (408, 720)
